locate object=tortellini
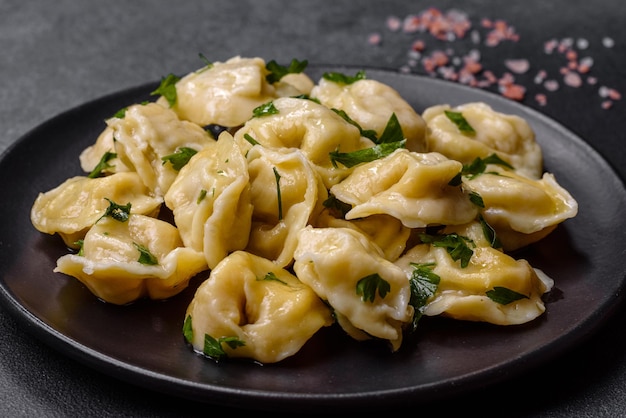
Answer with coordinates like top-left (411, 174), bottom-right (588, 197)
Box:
top-left (233, 96), bottom-right (375, 187)
top-left (311, 77), bottom-right (427, 153)
top-left (184, 251), bottom-right (333, 363)
top-left (423, 102), bottom-right (543, 179)
top-left (55, 214), bottom-right (207, 305)
top-left (164, 132), bottom-right (253, 269)
top-left (462, 164), bottom-right (578, 250)
top-left (30, 56), bottom-right (579, 365)
top-left (293, 226), bottom-right (413, 351)
top-left (106, 102), bottom-right (214, 197)
top-left (30, 172), bottom-right (163, 248)
top-left (330, 148), bottom-right (477, 228)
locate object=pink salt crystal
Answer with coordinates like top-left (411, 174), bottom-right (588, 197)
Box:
top-left (601, 100), bottom-right (613, 109)
top-left (368, 33), bottom-right (382, 46)
top-left (544, 39), bottom-right (558, 54)
top-left (386, 16), bottom-right (402, 32)
top-left (608, 88), bottom-right (622, 100)
top-left (501, 84), bottom-right (526, 101)
top-left (563, 71), bottom-right (583, 88)
top-left (412, 40), bottom-right (426, 51)
top-left (587, 76), bottom-right (598, 85)
top-left (535, 93), bottom-right (547, 106)
top-left (544, 80), bottom-right (560, 91)
top-left (534, 70), bottom-right (547, 84)
top-left (504, 58), bottom-right (530, 74)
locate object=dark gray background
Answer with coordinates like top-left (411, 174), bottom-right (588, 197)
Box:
top-left (2, 1), bottom-right (625, 416)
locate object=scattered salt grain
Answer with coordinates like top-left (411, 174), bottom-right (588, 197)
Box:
top-left (368, 33), bottom-right (382, 46)
top-left (544, 80), bottom-right (560, 91)
top-left (576, 38), bottom-right (589, 50)
top-left (563, 71), bottom-right (583, 87)
top-left (386, 16), bottom-right (402, 32)
top-left (535, 93), bottom-right (548, 106)
top-left (602, 37), bottom-right (615, 48)
top-left (504, 59), bottom-right (530, 74)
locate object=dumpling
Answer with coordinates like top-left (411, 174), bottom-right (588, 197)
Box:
top-left (161, 56), bottom-right (277, 128)
top-left (184, 250), bottom-right (333, 364)
top-left (54, 214), bottom-right (207, 305)
top-left (30, 172), bottom-right (163, 248)
top-left (422, 102), bottom-right (543, 179)
top-left (311, 76), bottom-right (427, 153)
top-left (107, 102), bottom-right (214, 196)
top-left (330, 148), bottom-right (477, 228)
top-left (233, 96), bottom-right (375, 188)
top-left (293, 226), bottom-right (413, 351)
top-left (245, 145), bottom-right (327, 267)
top-left (463, 164), bottom-right (578, 250)
top-left (272, 72), bottom-right (315, 98)
top-left (395, 232), bottom-right (553, 325)
top-left (164, 132), bottom-right (253, 269)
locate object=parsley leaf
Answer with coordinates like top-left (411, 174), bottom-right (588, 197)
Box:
top-left (479, 214), bottom-right (502, 249)
top-left (322, 194), bottom-right (352, 218)
top-left (323, 70), bottom-right (366, 85)
top-left (469, 191), bottom-right (484, 208)
top-left (265, 58), bottom-right (308, 84)
top-left (74, 239), bottom-right (84, 256)
top-left (133, 242), bottom-right (158, 265)
top-left (332, 108), bottom-right (378, 142)
top-left (329, 139), bottom-right (406, 168)
top-left (197, 189), bottom-right (207, 204)
top-left (183, 315), bottom-right (194, 343)
top-left (258, 271), bottom-right (288, 285)
top-left (408, 263), bottom-right (440, 331)
top-left (444, 110), bottom-right (476, 135)
top-left (87, 151), bottom-right (117, 178)
top-left (203, 334), bottom-right (246, 361)
top-left (273, 167), bottom-right (283, 221)
top-left (98, 198), bottom-right (131, 223)
top-left (252, 101), bottom-right (279, 118)
top-left (161, 147), bottom-right (197, 171)
top-left (420, 232), bottom-right (475, 268)
top-left (356, 273), bottom-right (391, 303)
top-left (462, 153), bottom-right (515, 179)
top-left (377, 113), bottom-right (404, 144)
top-left (486, 286), bottom-right (529, 305)
top-left (150, 73), bottom-right (181, 107)
top-left (243, 133), bottom-right (260, 146)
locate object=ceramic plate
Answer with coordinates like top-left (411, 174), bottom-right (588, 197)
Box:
top-left (1, 67), bottom-right (625, 412)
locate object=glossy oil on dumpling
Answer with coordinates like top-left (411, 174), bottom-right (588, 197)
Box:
top-left (330, 148), bottom-right (477, 228)
top-left (184, 250), bottom-right (333, 364)
top-left (30, 172), bottom-right (163, 248)
top-left (311, 76), bottom-right (427, 152)
top-left (162, 56), bottom-right (277, 128)
top-left (55, 214), bottom-right (207, 305)
top-left (107, 102), bottom-right (214, 196)
top-left (233, 96), bottom-right (375, 188)
top-left (293, 226), bottom-right (413, 351)
top-left (164, 132), bottom-right (253, 269)
top-left (463, 164), bottom-right (578, 250)
top-left (423, 102), bottom-right (543, 179)
top-left (245, 145), bottom-right (327, 267)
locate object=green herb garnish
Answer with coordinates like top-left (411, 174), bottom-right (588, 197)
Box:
top-left (203, 334), bottom-right (246, 361)
top-left (87, 151), bottom-right (117, 178)
top-left (408, 263), bottom-right (440, 331)
top-left (356, 273), bottom-right (391, 303)
top-left (150, 73), bottom-right (181, 107)
top-left (258, 271), bottom-right (288, 285)
top-left (98, 198), bottom-right (131, 223)
top-left (133, 242), bottom-right (158, 265)
top-left (323, 70), bottom-right (366, 85)
top-left (478, 214), bottom-right (502, 249)
top-left (330, 139), bottom-right (406, 168)
top-left (252, 101), bottom-right (279, 118)
top-left (322, 194), bottom-right (352, 218)
top-left (197, 189), bottom-right (207, 204)
top-left (161, 147), bottom-right (197, 171)
top-left (420, 232), bottom-right (475, 268)
top-left (486, 286), bottom-right (529, 305)
top-left (462, 154), bottom-right (515, 179)
top-left (444, 110), bottom-right (476, 135)
top-left (273, 167), bottom-right (283, 221)
top-left (183, 315), bottom-right (194, 343)
top-left (265, 58), bottom-right (308, 84)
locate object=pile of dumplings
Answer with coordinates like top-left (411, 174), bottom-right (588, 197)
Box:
top-left (30, 56), bottom-right (578, 364)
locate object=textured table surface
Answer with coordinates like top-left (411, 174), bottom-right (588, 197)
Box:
top-left (1, 1), bottom-right (625, 416)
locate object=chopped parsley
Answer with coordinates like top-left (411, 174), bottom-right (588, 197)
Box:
top-left (468, 191), bottom-right (485, 208)
top-left (486, 286), bottom-right (529, 305)
top-left (183, 315), bottom-right (194, 343)
top-left (265, 58), bottom-right (308, 84)
top-left (196, 52), bottom-right (213, 72)
top-left (408, 263), bottom-right (440, 331)
top-left (356, 273), bottom-right (391, 303)
top-left (273, 167), bottom-right (283, 221)
top-left (150, 73), bottom-right (180, 107)
top-left (322, 70), bottom-right (366, 85)
top-left (243, 133), bottom-right (260, 146)
top-left (479, 214), bottom-right (502, 249)
top-left (203, 334), bottom-right (246, 361)
top-left (87, 151), bottom-right (117, 178)
top-left (258, 271), bottom-right (288, 286)
top-left (112, 107), bottom-right (128, 119)
top-left (74, 239), bottom-right (84, 256)
top-left (444, 110), bottom-right (476, 135)
top-left (161, 147), bottom-right (197, 171)
top-left (322, 194), bottom-right (352, 218)
top-left (332, 108), bottom-right (378, 142)
top-left (252, 101), bottom-right (279, 118)
top-left (134, 242), bottom-right (158, 265)
top-left (462, 154), bottom-right (515, 179)
top-left (329, 139), bottom-right (406, 168)
top-left (420, 232), bottom-right (475, 268)
top-left (197, 189), bottom-right (208, 204)
top-left (333, 110), bottom-right (404, 145)
top-left (98, 198), bottom-right (131, 223)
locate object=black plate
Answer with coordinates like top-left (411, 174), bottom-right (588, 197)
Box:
top-left (1, 67), bottom-right (625, 413)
